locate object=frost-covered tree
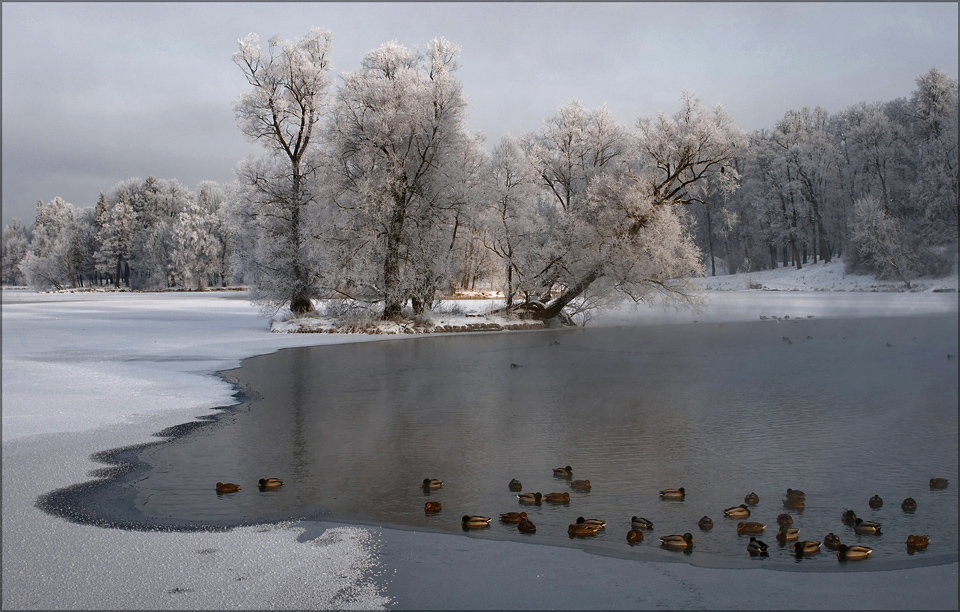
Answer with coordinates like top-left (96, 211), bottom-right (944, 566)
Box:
top-left (2, 218), bottom-right (30, 285)
top-left (519, 100), bottom-right (631, 302)
top-left (173, 201), bottom-right (221, 290)
top-left (19, 197), bottom-right (80, 290)
top-left (326, 38), bottom-right (483, 318)
top-left (906, 67), bottom-right (958, 245)
top-left (852, 193), bottom-right (918, 287)
top-left (514, 93), bottom-right (745, 321)
top-left (233, 27), bottom-right (334, 315)
top-left (480, 135), bottom-right (544, 306)
top-left (95, 190), bottom-right (138, 288)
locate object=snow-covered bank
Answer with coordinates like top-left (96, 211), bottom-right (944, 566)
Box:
top-left (694, 258), bottom-right (958, 293)
top-left (3, 285), bottom-right (958, 609)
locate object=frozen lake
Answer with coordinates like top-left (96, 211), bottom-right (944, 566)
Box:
top-left (39, 301), bottom-right (959, 571)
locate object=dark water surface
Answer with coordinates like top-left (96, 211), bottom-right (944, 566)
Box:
top-left (46, 313), bottom-right (959, 570)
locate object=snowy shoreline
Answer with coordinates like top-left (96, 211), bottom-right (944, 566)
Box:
top-left (3, 263), bottom-right (959, 609)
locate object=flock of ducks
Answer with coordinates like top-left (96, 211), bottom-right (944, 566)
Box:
top-left (212, 471), bottom-right (948, 562)
top-left (417, 468), bottom-right (949, 562)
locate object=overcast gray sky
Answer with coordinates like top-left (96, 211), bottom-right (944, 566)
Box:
top-left (2, 2), bottom-right (957, 228)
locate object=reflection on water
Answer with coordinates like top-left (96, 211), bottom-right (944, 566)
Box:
top-left (133, 313), bottom-right (958, 569)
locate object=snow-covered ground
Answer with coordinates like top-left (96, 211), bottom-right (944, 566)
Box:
top-left (3, 260), bottom-right (958, 609)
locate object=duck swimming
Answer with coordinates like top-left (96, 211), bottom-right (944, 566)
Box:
top-left (901, 497), bottom-right (917, 512)
top-left (626, 529), bottom-right (644, 544)
top-left (747, 536), bottom-right (769, 555)
top-left (576, 517), bottom-right (605, 529)
top-left (544, 492), bottom-right (570, 503)
top-left (854, 518), bottom-right (881, 534)
top-left (906, 535), bottom-right (931, 550)
top-left (258, 478), bottom-right (283, 489)
top-left (698, 516), bottom-right (713, 530)
top-left (631, 516), bottom-right (654, 530)
top-left (782, 497), bottom-right (804, 510)
top-left (776, 513), bottom-right (793, 526)
top-left (659, 487), bottom-right (685, 500)
top-left (659, 533), bottom-right (694, 550)
top-left (736, 521), bottom-right (765, 535)
top-left (553, 465), bottom-right (574, 477)
top-left (517, 492), bottom-right (543, 505)
top-left (461, 515), bottom-right (491, 529)
top-left (743, 492), bottom-right (759, 506)
top-left (517, 518), bottom-right (537, 533)
top-left (508, 478), bottom-right (522, 492)
top-left (776, 525), bottom-right (799, 542)
top-left (499, 511), bottom-right (527, 523)
top-left (723, 504), bottom-right (751, 518)
top-left (929, 477), bottom-right (948, 489)
top-left (424, 501), bottom-right (442, 513)
top-left (841, 509), bottom-right (858, 525)
top-left (824, 533), bottom-right (841, 550)
top-left (421, 478), bottom-right (443, 489)
top-left (568, 522), bottom-right (601, 537)
top-left (215, 482), bottom-right (240, 494)
top-left (793, 540), bottom-right (822, 555)
top-left (837, 544), bottom-right (872, 561)
top-left (868, 494), bottom-right (883, 508)
top-left (570, 479), bottom-right (591, 491)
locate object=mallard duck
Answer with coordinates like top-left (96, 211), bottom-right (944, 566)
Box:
top-left (424, 501), bottom-right (442, 513)
top-left (776, 513), bottom-right (793, 526)
top-left (461, 515), bottom-right (491, 529)
top-left (631, 516), bottom-right (654, 530)
top-left (905, 535), bottom-right (931, 549)
top-left (793, 540), bottom-right (822, 555)
top-left (215, 482), bottom-right (240, 493)
top-left (553, 465), bottom-right (574, 477)
top-left (901, 497), bottom-right (917, 512)
top-left (841, 509), bottom-right (858, 525)
top-left (782, 497), bottom-right (804, 510)
top-left (659, 487), bottom-right (685, 500)
top-left (576, 516), bottom-right (605, 528)
top-left (544, 492), bottom-right (570, 503)
top-left (517, 492), bottom-right (543, 505)
top-left (868, 494), bottom-right (883, 508)
top-left (929, 477), bottom-right (948, 489)
top-left (659, 533), bottom-right (694, 550)
top-left (698, 516), bottom-right (713, 530)
top-left (776, 525), bottom-right (799, 542)
top-left (258, 478), bottom-right (283, 488)
top-left (747, 536), bottom-right (769, 555)
top-left (626, 529), bottom-right (644, 544)
top-left (499, 511), bottom-right (527, 523)
top-left (570, 479), bottom-right (591, 491)
top-left (568, 522), bottom-right (601, 537)
top-left (421, 478), bottom-right (443, 489)
top-left (723, 504), bottom-right (751, 518)
top-left (744, 492), bottom-right (759, 506)
top-left (836, 543), bottom-right (872, 561)
top-left (854, 518), bottom-right (881, 534)
top-left (517, 518), bottom-right (536, 533)
top-left (785, 488), bottom-right (805, 500)
top-left (824, 533), bottom-right (841, 550)
top-left (508, 478), bottom-right (522, 492)
top-left (737, 521), bottom-right (765, 535)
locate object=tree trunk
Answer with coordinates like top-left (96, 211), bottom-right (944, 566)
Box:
top-left (288, 166), bottom-right (316, 316)
top-left (382, 189), bottom-right (407, 320)
top-left (537, 265), bottom-right (602, 321)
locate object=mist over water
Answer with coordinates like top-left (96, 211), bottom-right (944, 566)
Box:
top-left (111, 309), bottom-right (958, 570)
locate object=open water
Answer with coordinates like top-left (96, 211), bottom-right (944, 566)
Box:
top-left (39, 305), bottom-right (958, 571)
